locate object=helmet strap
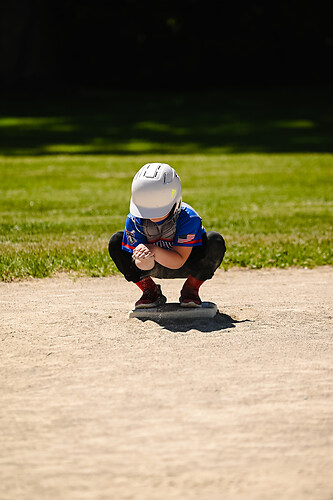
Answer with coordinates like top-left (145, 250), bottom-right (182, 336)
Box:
top-left (171, 201), bottom-right (182, 223)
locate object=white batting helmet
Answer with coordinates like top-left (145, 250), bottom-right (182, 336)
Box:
top-left (130, 163), bottom-right (182, 219)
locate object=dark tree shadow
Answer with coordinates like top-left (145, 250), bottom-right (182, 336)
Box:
top-left (135, 311), bottom-right (251, 333)
top-left (0, 87), bottom-right (332, 156)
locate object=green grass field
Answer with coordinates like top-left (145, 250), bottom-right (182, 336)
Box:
top-left (0, 88), bottom-right (332, 280)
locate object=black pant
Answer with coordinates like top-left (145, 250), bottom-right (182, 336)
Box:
top-left (108, 231), bottom-right (226, 283)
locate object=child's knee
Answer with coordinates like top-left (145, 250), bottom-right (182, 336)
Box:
top-left (108, 231), bottom-right (124, 257)
top-left (207, 231), bottom-right (226, 257)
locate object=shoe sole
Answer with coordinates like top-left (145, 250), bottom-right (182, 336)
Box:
top-left (180, 301), bottom-right (202, 308)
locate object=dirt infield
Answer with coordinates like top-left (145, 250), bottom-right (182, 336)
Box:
top-left (1, 268), bottom-right (332, 500)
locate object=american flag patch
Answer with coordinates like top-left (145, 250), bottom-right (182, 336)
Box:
top-left (177, 234), bottom-right (195, 243)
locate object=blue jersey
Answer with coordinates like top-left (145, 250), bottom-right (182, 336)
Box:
top-left (122, 202), bottom-right (205, 254)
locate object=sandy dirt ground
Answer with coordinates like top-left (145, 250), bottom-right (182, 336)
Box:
top-left (0, 268), bottom-right (332, 500)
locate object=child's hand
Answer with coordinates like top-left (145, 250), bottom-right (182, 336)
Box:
top-left (133, 244), bottom-right (155, 270)
top-left (133, 244), bottom-right (154, 260)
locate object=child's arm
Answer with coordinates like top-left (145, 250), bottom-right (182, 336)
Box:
top-left (147, 244), bottom-right (192, 269)
top-left (133, 243), bottom-right (191, 270)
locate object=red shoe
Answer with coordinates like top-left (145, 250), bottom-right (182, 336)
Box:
top-left (179, 287), bottom-right (202, 308)
top-left (135, 284), bottom-right (166, 309)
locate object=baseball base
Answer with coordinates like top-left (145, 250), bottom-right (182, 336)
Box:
top-left (128, 301), bottom-right (217, 320)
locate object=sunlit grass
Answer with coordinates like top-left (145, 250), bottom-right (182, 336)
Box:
top-left (1, 152), bottom-right (332, 280)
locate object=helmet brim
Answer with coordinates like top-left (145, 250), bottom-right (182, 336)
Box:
top-left (130, 199), bottom-right (173, 219)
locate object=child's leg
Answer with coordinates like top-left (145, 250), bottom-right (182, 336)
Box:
top-left (108, 230), bottom-right (226, 307)
top-left (108, 231), bottom-right (143, 283)
top-left (179, 275), bottom-right (205, 307)
top-left (108, 232), bottom-right (165, 308)
top-left (183, 231), bottom-right (226, 281)
top-left (134, 277), bottom-right (166, 309)
top-left (149, 231), bottom-right (226, 306)
top-left (179, 232), bottom-right (226, 307)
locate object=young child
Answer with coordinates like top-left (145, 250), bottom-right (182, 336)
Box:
top-left (109, 163), bottom-right (226, 309)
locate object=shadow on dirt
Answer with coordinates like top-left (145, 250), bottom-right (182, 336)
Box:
top-left (136, 312), bottom-right (251, 333)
